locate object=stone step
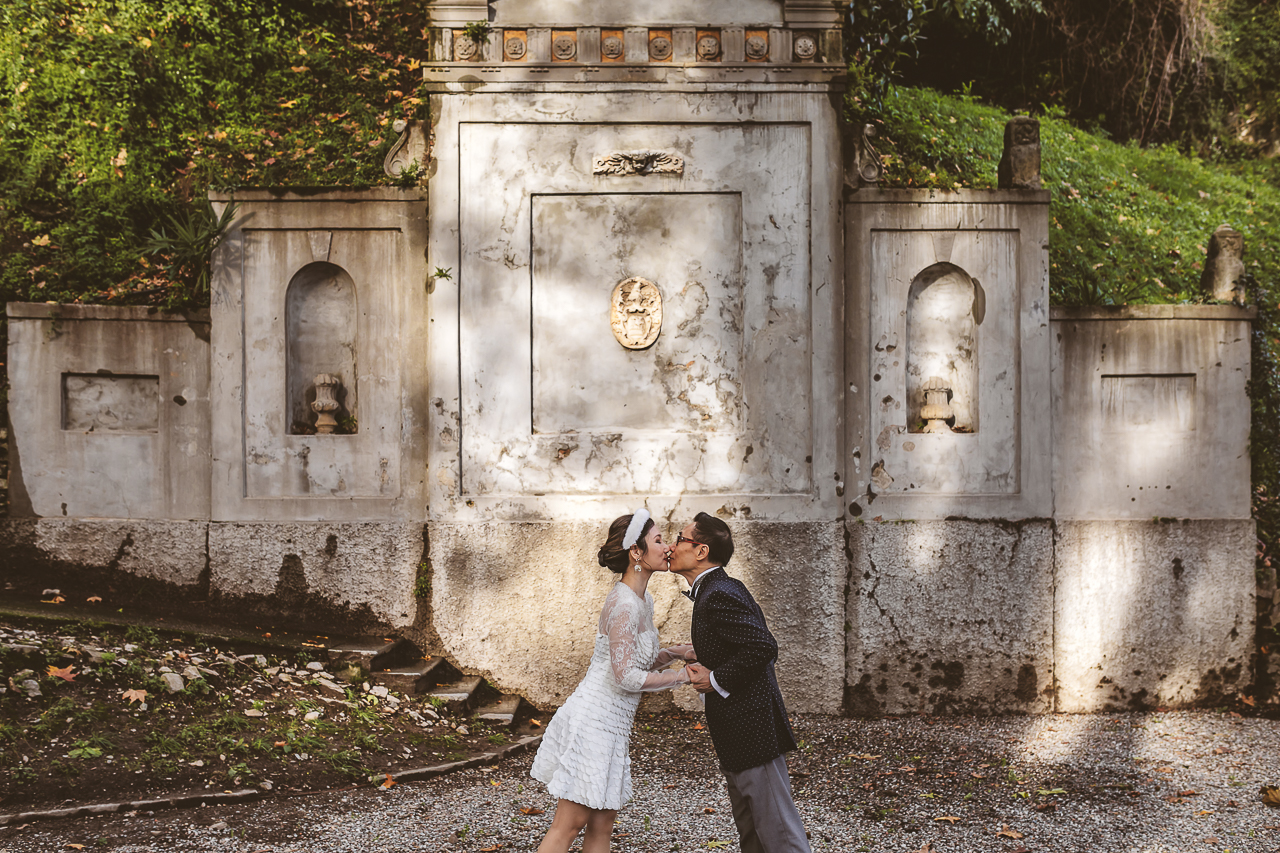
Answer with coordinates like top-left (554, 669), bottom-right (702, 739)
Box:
top-left (428, 675), bottom-right (483, 709)
top-left (474, 693), bottom-right (522, 727)
top-left (371, 656), bottom-right (447, 694)
top-left (326, 637), bottom-right (411, 673)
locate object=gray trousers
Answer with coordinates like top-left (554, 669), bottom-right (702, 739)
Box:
top-left (723, 753), bottom-right (812, 853)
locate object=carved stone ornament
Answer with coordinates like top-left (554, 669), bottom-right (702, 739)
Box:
top-left (794, 33), bottom-right (818, 60)
top-left (593, 150), bottom-right (684, 176)
top-left (696, 35), bottom-right (721, 60)
top-left (745, 35), bottom-right (768, 60)
top-left (602, 35), bottom-right (624, 59)
top-left (504, 35), bottom-right (526, 60)
top-left (1201, 223), bottom-right (1247, 303)
top-left (312, 374), bottom-right (342, 435)
top-left (650, 35), bottom-right (673, 60)
top-left (610, 277), bottom-right (663, 350)
top-left (552, 35), bottom-right (577, 60)
top-left (856, 123), bottom-right (883, 186)
top-left (454, 36), bottom-right (478, 61)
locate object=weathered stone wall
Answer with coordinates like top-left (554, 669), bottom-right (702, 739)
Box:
top-left (4, 304), bottom-right (211, 520)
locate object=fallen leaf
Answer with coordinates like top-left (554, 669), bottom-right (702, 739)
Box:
top-left (693, 722), bottom-right (705, 730)
top-left (703, 807), bottom-right (716, 814)
top-left (42, 596), bottom-right (66, 604)
top-left (381, 774), bottom-right (395, 789)
top-left (933, 815), bottom-right (960, 823)
top-left (122, 688), bottom-right (147, 704)
top-left (1212, 747), bottom-right (1233, 755)
top-left (1196, 810), bottom-right (1215, 816)
top-left (274, 741), bottom-right (287, 748)
top-left (86, 596), bottom-right (102, 603)
top-left (490, 779), bottom-right (501, 786)
top-left (852, 753), bottom-right (882, 760)
top-left (518, 806), bottom-right (544, 815)
top-left (529, 719), bottom-right (542, 727)
top-left (1178, 790), bottom-right (1199, 797)
top-left (1203, 838), bottom-right (1219, 844)
top-left (1155, 766), bottom-right (1175, 773)
top-left (706, 843), bottom-right (729, 850)
top-left (1242, 695), bottom-right (1257, 707)
top-left (971, 772), bottom-right (987, 779)
top-left (1263, 785), bottom-right (1280, 807)
top-left (996, 824), bottom-right (1024, 839)
top-left (47, 664), bottom-right (76, 682)
top-left (65, 846), bottom-right (86, 850)
top-left (478, 846), bottom-right (501, 852)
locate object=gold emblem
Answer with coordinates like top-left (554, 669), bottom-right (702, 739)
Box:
top-left (610, 277), bottom-right (663, 350)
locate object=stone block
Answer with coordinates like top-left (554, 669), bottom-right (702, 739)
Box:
top-left (207, 522), bottom-right (423, 629)
top-left (846, 519), bottom-right (1055, 715)
top-left (429, 520), bottom-right (844, 712)
top-left (0, 518), bottom-right (208, 587)
top-left (1200, 224), bottom-right (1246, 303)
top-left (998, 116), bottom-right (1041, 189)
top-left (1054, 520), bottom-right (1254, 711)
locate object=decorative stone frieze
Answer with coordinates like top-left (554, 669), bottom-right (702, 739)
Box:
top-left (592, 150), bottom-right (684, 176)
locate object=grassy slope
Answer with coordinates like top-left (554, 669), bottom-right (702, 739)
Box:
top-left (877, 87), bottom-right (1280, 307)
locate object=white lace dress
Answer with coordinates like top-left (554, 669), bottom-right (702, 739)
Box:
top-left (530, 582), bottom-right (690, 810)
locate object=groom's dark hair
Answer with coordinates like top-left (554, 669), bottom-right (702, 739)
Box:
top-left (692, 512), bottom-right (734, 567)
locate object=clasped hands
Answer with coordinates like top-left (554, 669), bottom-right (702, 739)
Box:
top-left (668, 644), bottom-right (714, 694)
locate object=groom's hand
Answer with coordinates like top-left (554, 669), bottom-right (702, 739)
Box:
top-left (686, 663), bottom-right (714, 693)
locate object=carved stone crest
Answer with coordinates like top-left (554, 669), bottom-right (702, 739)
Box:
top-left (610, 277), bottom-right (663, 350)
top-left (697, 35), bottom-right (721, 60)
top-left (593, 151), bottom-right (684, 176)
top-left (745, 35), bottom-right (769, 60)
top-left (650, 36), bottom-right (673, 60)
top-left (504, 35), bottom-right (526, 60)
top-left (454, 36), bottom-right (478, 61)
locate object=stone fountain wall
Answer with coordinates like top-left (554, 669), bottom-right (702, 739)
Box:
top-left (0, 0), bottom-right (1258, 714)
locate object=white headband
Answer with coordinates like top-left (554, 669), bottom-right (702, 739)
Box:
top-left (622, 509), bottom-right (651, 549)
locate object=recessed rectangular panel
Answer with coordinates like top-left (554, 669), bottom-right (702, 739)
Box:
top-left (531, 193), bottom-right (744, 433)
top-left (62, 373), bottom-right (159, 432)
top-left (1101, 374), bottom-right (1195, 432)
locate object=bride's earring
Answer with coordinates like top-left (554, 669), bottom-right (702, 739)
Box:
top-left (634, 563), bottom-right (642, 573)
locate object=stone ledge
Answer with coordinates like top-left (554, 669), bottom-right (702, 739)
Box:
top-left (5, 303), bottom-right (211, 323)
top-left (207, 187), bottom-right (427, 202)
top-left (845, 187), bottom-right (1051, 205)
top-left (1051, 304), bottom-right (1256, 321)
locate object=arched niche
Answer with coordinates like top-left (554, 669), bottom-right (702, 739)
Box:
top-left (906, 262), bottom-right (984, 434)
top-left (286, 262), bottom-right (358, 435)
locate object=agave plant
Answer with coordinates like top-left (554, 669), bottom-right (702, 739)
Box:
top-left (143, 197), bottom-right (239, 300)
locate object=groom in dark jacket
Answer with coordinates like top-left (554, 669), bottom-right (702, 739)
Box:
top-left (670, 512), bottom-right (811, 853)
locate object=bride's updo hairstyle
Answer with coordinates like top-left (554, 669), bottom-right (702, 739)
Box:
top-left (597, 513), bottom-right (655, 574)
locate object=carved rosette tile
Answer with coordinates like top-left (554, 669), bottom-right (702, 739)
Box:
top-left (552, 34), bottom-right (577, 60)
top-left (793, 33), bottom-right (818, 61)
top-left (649, 35), bottom-right (673, 61)
top-left (696, 35), bottom-right (721, 60)
top-left (504, 35), bottom-right (526, 60)
top-left (601, 35), bottom-right (624, 59)
top-left (592, 151), bottom-right (685, 176)
top-left (610, 277), bottom-right (663, 350)
top-left (453, 36), bottom-right (478, 61)
top-left (745, 34), bottom-right (769, 60)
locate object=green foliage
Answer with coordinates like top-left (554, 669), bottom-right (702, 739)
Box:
top-left (461, 20), bottom-right (492, 45)
top-left (0, 0), bottom-right (429, 316)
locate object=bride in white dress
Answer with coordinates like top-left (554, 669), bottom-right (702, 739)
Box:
top-left (531, 509), bottom-right (695, 853)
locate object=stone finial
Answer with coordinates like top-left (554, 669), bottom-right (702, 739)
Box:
top-left (920, 377), bottom-right (953, 434)
top-left (1200, 224), bottom-right (1246, 304)
top-left (998, 116), bottom-right (1041, 190)
top-left (312, 374), bottom-right (342, 434)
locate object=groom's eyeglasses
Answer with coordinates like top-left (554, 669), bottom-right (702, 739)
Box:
top-left (675, 534), bottom-right (704, 548)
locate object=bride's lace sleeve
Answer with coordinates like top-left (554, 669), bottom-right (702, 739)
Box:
top-left (602, 590), bottom-right (690, 693)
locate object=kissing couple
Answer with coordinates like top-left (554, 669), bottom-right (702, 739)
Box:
top-left (530, 510), bottom-right (812, 853)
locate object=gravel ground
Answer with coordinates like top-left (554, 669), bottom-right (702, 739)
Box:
top-left (3, 710), bottom-right (1279, 852)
